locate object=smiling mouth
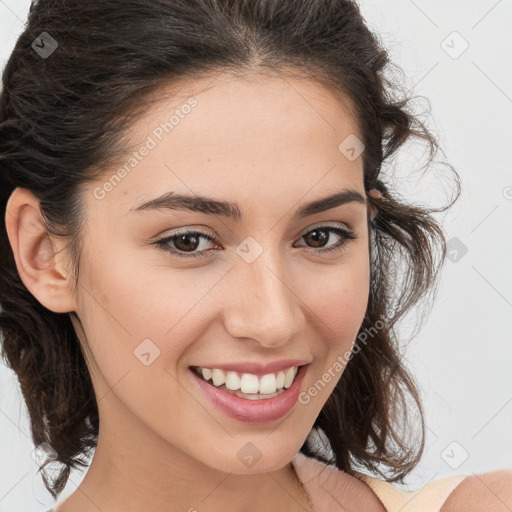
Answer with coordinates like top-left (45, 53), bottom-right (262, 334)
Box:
top-left (189, 364), bottom-right (305, 400)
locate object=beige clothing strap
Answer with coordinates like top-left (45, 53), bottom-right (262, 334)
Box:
top-left (357, 473), bottom-right (469, 512)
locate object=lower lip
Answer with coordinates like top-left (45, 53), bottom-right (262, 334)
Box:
top-left (189, 365), bottom-right (309, 423)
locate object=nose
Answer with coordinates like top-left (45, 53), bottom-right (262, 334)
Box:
top-left (222, 251), bottom-right (304, 348)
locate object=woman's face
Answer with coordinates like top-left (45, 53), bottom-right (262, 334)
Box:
top-left (75, 72), bottom-right (372, 474)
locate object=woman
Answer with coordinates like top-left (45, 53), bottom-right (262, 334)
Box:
top-left (0, 1), bottom-right (510, 511)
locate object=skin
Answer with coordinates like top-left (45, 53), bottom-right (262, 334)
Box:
top-left (5, 72), bottom-right (387, 511)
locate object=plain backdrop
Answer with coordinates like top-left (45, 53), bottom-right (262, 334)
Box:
top-left (0, 0), bottom-right (511, 510)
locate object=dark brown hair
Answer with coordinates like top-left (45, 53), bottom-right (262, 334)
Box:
top-left (0, 0), bottom-right (460, 499)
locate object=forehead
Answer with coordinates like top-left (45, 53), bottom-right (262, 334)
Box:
top-left (138, 71), bottom-right (361, 147)
top-left (87, 72), bottom-right (365, 218)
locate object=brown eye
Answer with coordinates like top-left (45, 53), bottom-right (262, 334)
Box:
top-left (303, 228), bottom-right (329, 248)
top-left (154, 230), bottom-right (217, 259)
top-left (173, 233), bottom-right (202, 252)
top-left (295, 225), bottom-right (357, 254)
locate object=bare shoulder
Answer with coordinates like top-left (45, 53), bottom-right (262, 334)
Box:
top-left (346, 471), bottom-right (387, 512)
top-left (441, 469), bottom-right (512, 512)
top-left (293, 454), bottom-right (386, 511)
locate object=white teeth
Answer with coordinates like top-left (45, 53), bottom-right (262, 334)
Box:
top-left (211, 368), bottom-right (225, 386)
top-left (259, 373), bottom-right (277, 394)
top-left (195, 365), bottom-right (299, 395)
top-left (284, 366), bottom-right (297, 389)
top-left (276, 370), bottom-right (285, 389)
top-left (201, 368), bottom-right (212, 381)
top-left (225, 371), bottom-right (241, 391)
top-left (240, 373), bottom-right (259, 394)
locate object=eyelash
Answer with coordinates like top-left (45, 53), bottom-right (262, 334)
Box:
top-left (153, 224), bottom-right (358, 259)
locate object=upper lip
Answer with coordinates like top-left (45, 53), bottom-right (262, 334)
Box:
top-left (190, 359), bottom-right (311, 376)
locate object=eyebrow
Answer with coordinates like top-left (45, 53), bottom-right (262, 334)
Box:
top-left (129, 188), bottom-right (366, 222)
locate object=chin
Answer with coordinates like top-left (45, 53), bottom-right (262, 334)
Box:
top-left (203, 441), bottom-right (302, 475)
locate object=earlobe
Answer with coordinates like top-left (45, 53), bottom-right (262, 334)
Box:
top-left (5, 187), bottom-right (78, 313)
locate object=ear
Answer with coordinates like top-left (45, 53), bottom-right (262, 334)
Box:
top-left (368, 203), bottom-right (378, 223)
top-left (367, 188), bottom-right (381, 223)
top-left (4, 187), bottom-right (78, 313)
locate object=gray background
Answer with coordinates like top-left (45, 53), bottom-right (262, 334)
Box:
top-left (0, 0), bottom-right (511, 510)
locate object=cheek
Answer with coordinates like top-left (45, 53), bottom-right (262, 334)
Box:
top-left (75, 261), bottom-right (212, 438)
top-left (77, 258), bottom-right (234, 428)
top-left (292, 255), bottom-right (370, 409)
top-left (302, 254), bottom-right (370, 344)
